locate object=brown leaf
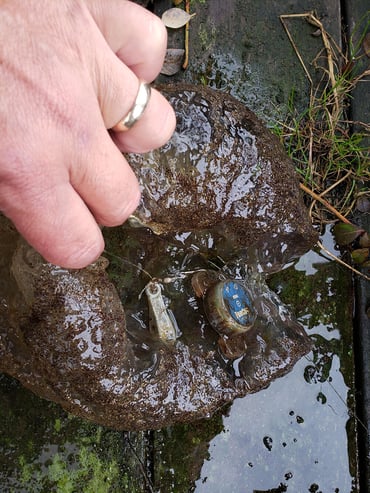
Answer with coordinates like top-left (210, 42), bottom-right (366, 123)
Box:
top-left (162, 8), bottom-right (196, 29)
top-left (356, 196), bottom-right (370, 213)
top-left (311, 28), bottom-right (322, 37)
top-left (161, 48), bottom-right (185, 76)
top-left (359, 232), bottom-right (370, 248)
top-left (351, 248), bottom-right (369, 264)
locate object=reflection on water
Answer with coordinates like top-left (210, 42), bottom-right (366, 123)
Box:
top-left (149, 231), bottom-right (357, 493)
top-left (0, 230), bottom-right (358, 491)
top-left (195, 357), bottom-right (354, 492)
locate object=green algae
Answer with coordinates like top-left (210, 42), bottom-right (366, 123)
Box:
top-left (0, 381), bottom-right (125, 492)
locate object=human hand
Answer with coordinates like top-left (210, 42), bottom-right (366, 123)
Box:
top-left (0, 0), bottom-right (175, 268)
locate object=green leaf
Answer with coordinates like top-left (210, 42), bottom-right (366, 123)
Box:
top-left (333, 222), bottom-right (364, 246)
top-left (351, 248), bottom-right (369, 264)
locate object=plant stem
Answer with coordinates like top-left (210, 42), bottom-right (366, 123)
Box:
top-left (182, 0), bottom-right (190, 69)
top-left (299, 182), bottom-right (352, 224)
top-left (318, 240), bottom-right (370, 281)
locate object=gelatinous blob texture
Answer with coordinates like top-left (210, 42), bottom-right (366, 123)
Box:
top-left (128, 84), bottom-right (318, 270)
top-left (0, 85), bottom-right (316, 430)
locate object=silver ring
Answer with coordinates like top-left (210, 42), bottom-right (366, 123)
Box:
top-left (112, 81), bottom-right (151, 132)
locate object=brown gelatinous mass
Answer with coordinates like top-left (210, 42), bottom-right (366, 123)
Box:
top-left (128, 83), bottom-right (318, 269)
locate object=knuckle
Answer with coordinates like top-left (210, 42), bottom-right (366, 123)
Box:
top-left (149, 14), bottom-right (167, 52)
top-left (96, 190), bottom-right (141, 227)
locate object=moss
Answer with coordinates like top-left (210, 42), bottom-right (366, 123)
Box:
top-left (45, 446), bottom-right (119, 493)
top-left (152, 410), bottom-right (227, 492)
top-left (197, 22), bottom-right (216, 52)
top-left (0, 382), bottom-right (125, 493)
top-left (267, 258), bottom-right (352, 332)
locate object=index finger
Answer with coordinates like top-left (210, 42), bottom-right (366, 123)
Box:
top-left (88, 0), bottom-right (167, 81)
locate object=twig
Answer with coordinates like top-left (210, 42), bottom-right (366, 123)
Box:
top-left (305, 13), bottom-right (340, 117)
top-left (319, 170), bottom-right (353, 197)
top-left (280, 12), bottom-right (341, 135)
top-left (182, 0), bottom-right (190, 69)
top-left (279, 14), bottom-right (314, 87)
top-left (317, 240), bottom-right (370, 281)
top-left (299, 182), bottom-right (352, 224)
top-left (127, 435), bottom-right (155, 493)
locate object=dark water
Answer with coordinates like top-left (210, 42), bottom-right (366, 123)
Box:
top-left (0, 228), bottom-right (358, 492)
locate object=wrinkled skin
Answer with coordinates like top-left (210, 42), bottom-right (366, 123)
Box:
top-left (0, 85), bottom-right (316, 430)
top-left (0, 0), bottom-right (175, 269)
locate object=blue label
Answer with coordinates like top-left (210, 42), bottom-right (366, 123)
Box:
top-left (223, 281), bottom-right (253, 326)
